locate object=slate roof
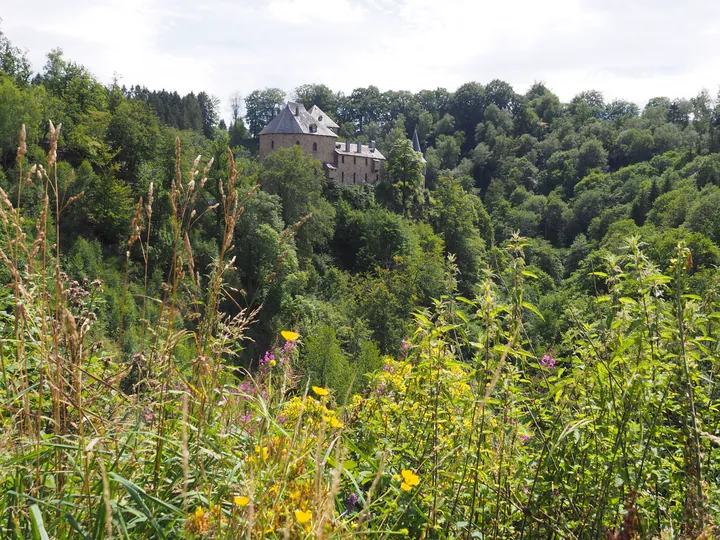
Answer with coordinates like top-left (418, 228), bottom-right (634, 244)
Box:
top-left (412, 127), bottom-right (427, 163)
top-left (259, 102), bottom-right (338, 137)
top-left (307, 105), bottom-right (339, 129)
top-left (334, 142), bottom-right (386, 160)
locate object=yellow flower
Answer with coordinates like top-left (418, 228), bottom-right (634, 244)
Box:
top-left (194, 507), bottom-right (205, 518)
top-left (233, 496), bottom-right (249, 507)
top-left (401, 469), bottom-right (419, 489)
top-left (392, 474), bottom-right (401, 482)
top-left (281, 330), bottom-right (300, 341)
top-left (295, 509), bottom-right (312, 524)
top-left (254, 445), bottom-right (269, 460)
top-left (312, 386), bottom-right (329, 397)
top-left (322, 415), bottom-right (343, 428)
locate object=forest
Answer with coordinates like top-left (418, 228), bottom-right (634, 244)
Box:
top-left (2, 25), bottom-right (720, 538)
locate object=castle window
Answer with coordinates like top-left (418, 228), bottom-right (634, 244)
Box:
top-left (296, 141), bottom-right (300, 145)
top-left (341, 171), bottom-right (344, 183)
top-left (353, 172), bottom-right (356, 184)
top-left (309, 123), bottom-right (317, 133)
top-left (271, 140), bottom-right (274, 149)
top-left (376, 174), bottom-right (379, 181)
top-left (365, 158), bottom-right (368, 165)
top-left (342, 155), bottom-right (345, 164)
top-left (365, 173), bottom-right (367, 182)
top-left (313, 142), bottom-right (317, 152)
top-left (353, 157), bottom-right (356, 165)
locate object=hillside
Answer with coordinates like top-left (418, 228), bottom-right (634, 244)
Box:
top-left (1, 28), bottom-right (720, 538)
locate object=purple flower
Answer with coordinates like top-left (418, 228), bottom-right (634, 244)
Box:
top-left (540, 355), bottom-right (556, 369)
top-left (142, 407), bottom-right (155, 424)
top-left (259, 351), bottom-right (276, 372)
top-left (346, 493), bottom-right (359, 510)
top-left (401, 338), bottom-right (410, 351)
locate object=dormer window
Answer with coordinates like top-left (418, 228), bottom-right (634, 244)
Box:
top-left (318, 114), bottom-right (323, 121)
top-left (309, 123), bottom-right (317, 133)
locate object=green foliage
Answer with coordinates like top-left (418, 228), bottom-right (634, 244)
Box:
top-left (2, 31), bottom-right (720, 537)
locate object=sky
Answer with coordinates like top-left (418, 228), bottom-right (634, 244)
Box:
top-left (3, 0), bottom-right (720, 122)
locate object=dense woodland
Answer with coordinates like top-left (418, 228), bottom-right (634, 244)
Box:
top-left (2, 26), bottom-right (720, 538)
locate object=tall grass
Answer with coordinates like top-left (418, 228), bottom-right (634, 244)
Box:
top-left (1, 123), bottom-right (720, 538)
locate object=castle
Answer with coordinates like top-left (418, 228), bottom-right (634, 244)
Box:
top-left (259, 102), bottom-right (386, 184)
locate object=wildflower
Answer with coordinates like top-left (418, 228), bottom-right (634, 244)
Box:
top-left (401, 338), bottom-right (410, 351)
top-left (323, 415), bottom-right (343, 428)
top-left (312, 386), bottom-right (329, 397)
top-left (346, 493), bottom-right (359, 510)
top-left (260, 351), bottom-right (275, 370)
top-left (142, 407), bottom-right (154, 424)
top-left (255, 445), bottom-right (269, 460)
top-left (186, 506), bottom-right (210, 534)
top-left (233, 496), bottom-right (250, 507)
top-left (400, 469), bottom-right (420, 492)
top-left (540, 354), bottom-right (556, 369)
top-left (282, 330), bottom-right (300, 341)
top-left (295, 509), bottom-right (312, 524)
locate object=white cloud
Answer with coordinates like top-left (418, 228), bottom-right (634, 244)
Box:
top-left (2, 0), bottom-right (720, 121)
top-left (267, 0), bottom-right (365, 25)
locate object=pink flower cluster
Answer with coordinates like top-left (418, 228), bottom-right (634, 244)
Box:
top-left (540, 355), bottom-right (556, 369)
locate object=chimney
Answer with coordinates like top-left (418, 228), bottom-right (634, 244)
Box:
top-left (357, 142), bottom-right (362, 153)
top-left (369, 140), bottom-right (376, 153)
top-left (345, 140), bottom-right (351, 152)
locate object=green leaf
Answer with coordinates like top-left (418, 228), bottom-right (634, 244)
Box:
top-left (29, 505), bottom-right (50, 540)
top-left (521, 270), bottom-right (538, 279)
top-left (521, 302), bottom-right (544, 321)
top-left (110, 473), bottom-right (168, 539)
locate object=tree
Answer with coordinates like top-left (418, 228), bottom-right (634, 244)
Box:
top-left (197, 92), bottom-right (220, 138)
top-left (229, 91), bottom-right (243, 123)
top-left (687, 185), bottom-right (720, 245)
top-left (229, 118), bottom-right (250, 147)
top-left (569, 90), bottom-right (605, 121)
top-left (434, 113), bottom-right (456, 136)
top-left (0, 22), bottom-right (31, 84)
top-left (416, 110), bottom-right (434, 146)
top-left (259, 146), bottom-right (336, 254)
top-left (577, 138), bottom-right (608, 178)
top-left (294, 84), bottom-right (338, 115)
top-left (105, 99), bottom-right (160, 182)
top-left (435, 134), bottom-right (461, 169)
top-left (245, 88), bottom-right (286, 137)
top-left (616, 128), bottom-right (654, 165)
top-left (385, 138), bottom-right (425, 217)
top-left (430, 176), bottom-right (490, 288)
top-left (484, 79), bottom-right (518, 111)
top-left (451, 82), bottom-right (485, 148)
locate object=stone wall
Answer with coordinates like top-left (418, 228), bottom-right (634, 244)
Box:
top-left (334, 152), bottom-right (383, 185)
top-left (259, 133), bottom-right (336, 165)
